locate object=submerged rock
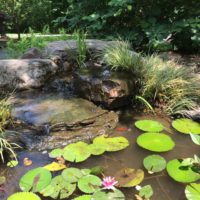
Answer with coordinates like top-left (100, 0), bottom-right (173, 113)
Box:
top-left (0, 59), bottom-right (58, 90)
top-left (73, 68), bottom-right (135, 109)
top-left (10, 92), bottom-right (118, 150)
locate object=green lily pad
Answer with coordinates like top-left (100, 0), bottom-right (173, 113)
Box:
top-left (92, 189), bottom-right (125, 200)
top-left (190, 133), bottom-right (200, 145)
top-left (49, 148), bottom-right (63, 158)
top-left (62, 168), bottom-right (84, 183)
top-left (139, 185), bottom-right (154, 199)
top-left (166, 159), bottom-right (200, 183)
top-left (63, 142), bottom-right (91, 162)
top-left (172, 118), bottom-right (200, 134)
top-left (41, 175), bottom-right (76, 199)
top-left (93, 135), bottom-right (129, 152)
top-left (78, 175), bottom-right (102, 194)
top-left (73, 195), bottom-right (92, 200)
top-left (143, 155), bottom-right (166, 173)
top-left (185, 183), bottom-right (200, 200)
top-left (135, 120), bottom-right (164, 132)
top-left (7, 160), bottom-right (18, 167)
top-left (8, 192), bottom-right (41, 200)
top-left (88, 144), bottom-right (106, 155)
top-left (115, 168), bottom-right (144, 187)
top-left (90, 166), bottom-right (104, 175)
top-left (19, 167), bottom-right (52, 192)
top-left (136, 132), bottom-right (175, 152)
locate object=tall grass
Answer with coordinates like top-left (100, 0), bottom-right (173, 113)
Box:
top-left (102, 40), bottom-right (200, 115)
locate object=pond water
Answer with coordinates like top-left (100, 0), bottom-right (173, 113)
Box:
top-left (1, 109), bottom-right (199, 200)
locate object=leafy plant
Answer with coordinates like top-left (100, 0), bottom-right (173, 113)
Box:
top-left (114, 168), bottom-right (144, 188)
top-left (136, 133), bottom-right (175, 152)
top-left (19, 167), bottom-right (52, 192)
top-left (185, 183), bottom-right (200, 200)
top-left (7, 160), bottom-right (18, 168)
top-left (143, 155), bottom-right (166, 174)
top-left (135, 96), bottom-right (155, 113)
top-left (73, 195), bottom-right (92, 200)
top-left (49, 148), bottom-right (63, 158)
top-left (190, 133), bottom-right (200, 145)
top-left (43, 162), bottom-right (66, 171)
top-left (134, 120), bottom-right (164, 132)
top-left (92, 189), bottom-right (125, 200)
top-left (172, 118), bottom-right (200, 134)
top-left (7, 192), bottom-right (41, 200)
top-left (74, 30), bottom-right (87, 68)
top-left (166, 159), bottom-right (200, 183)
top-left (138, 185), bottom-right (154, 199)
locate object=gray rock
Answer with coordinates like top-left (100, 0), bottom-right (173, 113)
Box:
top-left (73, 68), bottom-right (135, 109)
top-left (0, 59), bottom-right (58, 90)
top-left (10, 92), bottom-right (118, 150)
top-left (20, 47), bottom-right (43, 59)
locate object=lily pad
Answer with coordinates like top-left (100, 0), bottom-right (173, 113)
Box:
top-left (135, 120), bottom-right (164, 132)
top-left (136, 132), bottom-right (175, 152)
top-left (63, 142), bottom-right (91, 162)
top-left (114, 168), bottom-right (144, 187)
top-left (78, 175), bottom-right (102, 193)
top-left (185, 183), bottom-right (200, 200)
top-left (139, 185), bottom-right (154, 199)
top-left (172, 118), bottom-right (200, 134)
top-left (73, 195), bottom-right (92, 200)
top-left (143, 155), bottom-right (166, 173)
top-left (19, 167), bottom-right (52, 192)
top-left (8, 192), bottom-right (41, 200)
top-left (49, 148), bottom-right (63, 158)
top-left (62, 168), bottom-right (84, 183)
top-left (93, 135), bottom-right (129, 152)
top-left (166, 159), bottom-right (200, 183)
top-left (92, 189), bottom-right (125, 200)
top-left (43, 162), bottom-right (66, 171)
top-left (190, 133), bottom-right (200, 145)
top-left (41, 175), bottom-right (76, 199)
top-left (88, 144), bottom-right (106, 155)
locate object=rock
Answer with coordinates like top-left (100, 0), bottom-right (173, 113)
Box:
top-left (73, 68), bottom-right (135, 109)
top-left (20, 47), bottom-right (42, 59)
top-left (43, 39), bottom-right (112, 59)
top-left (185, 108), bottom-right (200, 122)
top-left (10, 92), bottom-right (118, 150)
top-left (63, 61), bottom-right (72, 72)
top-left (0, 59), bottom-right (58, 90)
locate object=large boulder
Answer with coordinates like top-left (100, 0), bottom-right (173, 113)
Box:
top-left (73, 68), bottom-right (135, 109)
top-left (0, 59), bottom-right (58, 90)
top-left (10, 92), bottom-right (118, 150)
top-left (20, 47), bottom-right (43, 59)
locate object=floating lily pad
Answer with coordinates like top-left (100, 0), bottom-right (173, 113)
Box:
top-left (62, 168), bottom-right (84, 183)
top-left (43, 162), bottom-right (66, 171)
top-left (135, 120), bottom-right (164, 132)
top-left (63, 142), bottom-right (91, 162)
top-left (8, 192), bottom-right (41, 200)
top-left (78, 175), bottom-right (102, 193)
top-left (88, 144), bottom-right (106, 155)
top-left (172, 118), bottom-right (200, 134)
top-left (19, 167), bottom-right (52, 192)
top-left (143, 155), bottom-right (166, 173)
top-left (49, 148), bottom-right (63, 158)
top-left (93, 135), bottom-right (129, 152)
top-left (115, 168), bottom-right (144, 187)
top-left (92, 189), bottom-right (125, 200)
top-left (73, 195), bottom-right (92, 200)
top-left (190, 133), bottom-right (200, 145)
top-left (139, 185), bottom-right (154, 199)
top-left (166, 159), bottom-right (200, 183)
top-left (41, 175), bottom-right (76, 199)
top-left (136, 132), bottom-right (175, 152)
top-left (185, 183), bottom-right (200, 200)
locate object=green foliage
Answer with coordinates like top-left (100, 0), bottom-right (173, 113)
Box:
top-left (190, 134), bottom-right (200, 145)
top-left (92, 189), bottom-right (125, 200)
top-left (74, 30), bottom-right (87, 68)
top-left (135, 120), bottom-right (164, 132)
top-left (49, 148), bottom-right (63, 158)
top-left (136, 133), bottom-right (175, 152)
top-left (185, 183), bottom-right (200, 200)
top-left (19, 167), bottom-right (52, 192)
top-left (135, 96), bottom-right (155, 113)
top-left (166, 159), bottom-right (200, 183)
top-left (172, 118), bottom-right (200, 134)
top-left (143, 155), bottom-right (166, 174)
top-left (73, 195), bottom-right (92, 200)
top-left (7, 160), bottom-right (18, 168)
top-left (7, 192), bottom-right (41, 200)
top-left (139, 185), bottom-right (154, 199)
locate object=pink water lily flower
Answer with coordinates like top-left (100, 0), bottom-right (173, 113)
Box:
top-left (102, 176), bottom-right (118, 190)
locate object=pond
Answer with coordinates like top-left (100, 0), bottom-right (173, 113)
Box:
top-left (1, 109), bottom-right (199, 200)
